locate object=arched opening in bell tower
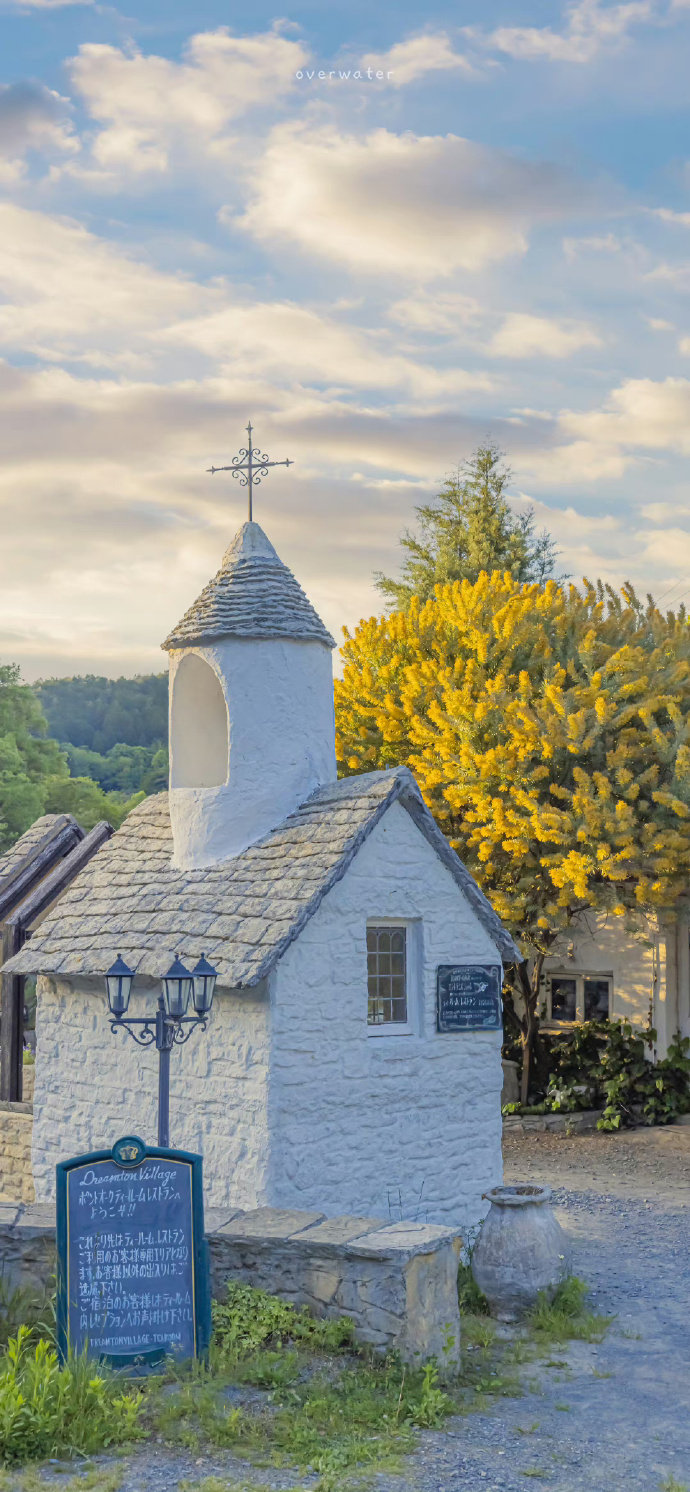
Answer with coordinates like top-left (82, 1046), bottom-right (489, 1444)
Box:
top-left (170, 652), bottom-right (229, 789)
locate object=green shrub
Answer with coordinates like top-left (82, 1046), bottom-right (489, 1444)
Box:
top-left (506, 1019), bottom-right (690, 1129)
top-left (0, 1326), bottom-right (142, 1465)
top-left (211, 1281), bottom-right (354, 1364)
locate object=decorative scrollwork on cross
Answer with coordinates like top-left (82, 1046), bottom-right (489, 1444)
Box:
top-left (207, 422), bottom-right (292, 521)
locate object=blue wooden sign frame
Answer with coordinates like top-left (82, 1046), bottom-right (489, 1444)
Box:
top-left (436, 964), bottom-right (503, 1032)
top-left (56, 1136), bottom-right (211, 1372)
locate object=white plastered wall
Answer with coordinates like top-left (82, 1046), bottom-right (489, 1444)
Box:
top-left (267, 801), bottom-right (504, 1231)
top-left (31, 975), bottom-right (271, 1206)
top-left (168, 638), bottom-right (336, 867)
top-left (541, 911), bottom-right (657, 1027)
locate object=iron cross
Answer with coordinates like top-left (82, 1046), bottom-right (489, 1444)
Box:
top-left (207, 422), bottom-right (293, 522)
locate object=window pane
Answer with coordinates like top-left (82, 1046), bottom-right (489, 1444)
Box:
top-left (550, 977), bottom-right (577, 1021)
top-left (584, 979), bottom-right (610, 1021)
top-left (367, 925), bottom-right (408, 1026)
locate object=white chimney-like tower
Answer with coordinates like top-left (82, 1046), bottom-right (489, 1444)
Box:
top-left (162, 521), bottom-right (336, 868)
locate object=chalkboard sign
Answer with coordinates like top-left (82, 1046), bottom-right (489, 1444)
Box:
top-left (56, 1136), bottom-right (211, 1372)
top-left (436, 964), bottom-right (502, 1032)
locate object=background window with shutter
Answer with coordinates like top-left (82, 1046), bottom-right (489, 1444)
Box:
top-left (367, 924), bottom-right (411, 1035)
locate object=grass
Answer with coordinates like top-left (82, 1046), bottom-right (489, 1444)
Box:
top-left (0, 1469), bottom-right (124, 1492)
top-left (0, 1280), bottom-right (54, 1354)
top-left (660, 1480), bottom-right (689, 1492)
top-left (0, 1270), bottom-right (614, 1488)
top-left (527, 1277), bottom-right (612, 1346)
top-left (0, 1328), bottom-right (142, 1467)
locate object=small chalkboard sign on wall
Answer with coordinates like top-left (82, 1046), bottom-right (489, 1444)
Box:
top-left (56, 1135), bottom-right (211, 1372)
top-left (436, 965), bottom-right (502, 1033)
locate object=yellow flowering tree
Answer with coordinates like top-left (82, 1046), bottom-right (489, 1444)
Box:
top-left (335, 575), bottom-right (690, 1100)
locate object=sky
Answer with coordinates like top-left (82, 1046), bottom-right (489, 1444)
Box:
top-left (2, 0), bottom-right (690, 678)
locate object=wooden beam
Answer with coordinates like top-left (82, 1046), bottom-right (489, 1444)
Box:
top-left (0, 820), bottom-right (113, 1102)
top-left (0, 923), bottom-right (23, 1101)
top-left (16, 820), bottom-right (113, 930)
top-left (0, 821), bottom-right (82, 922)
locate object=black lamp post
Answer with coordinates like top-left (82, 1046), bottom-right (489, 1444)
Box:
top-left (104, 952), bottom-right (217, 1148)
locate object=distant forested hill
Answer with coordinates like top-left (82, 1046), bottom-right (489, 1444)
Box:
top-left (36, 674), bottom-right (168, 753)
top-left (33, 673), bottom-right (169, 802)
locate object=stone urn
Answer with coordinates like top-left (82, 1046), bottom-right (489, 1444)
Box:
top-left (471, 1184), bottom-right (571, 1321)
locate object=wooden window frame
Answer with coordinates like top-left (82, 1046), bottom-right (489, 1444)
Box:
top-left (545, 972), bottom-right (613, 1028)
top-left (366, 920), bottom-right (413, 1037)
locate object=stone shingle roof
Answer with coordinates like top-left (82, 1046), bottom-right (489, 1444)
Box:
top-left (0, 816), bottom-right (76, 884)
top-left (162, 522), bottom-right (335, 652)
top-left (3, 769), bottom-right (520, 984)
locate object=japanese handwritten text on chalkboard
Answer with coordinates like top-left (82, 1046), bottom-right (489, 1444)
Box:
top-left (56, 1140), bottom-right (210, 1371)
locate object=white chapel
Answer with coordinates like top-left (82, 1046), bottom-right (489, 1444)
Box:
top-left (6, 516), bottom-right (520, 1227)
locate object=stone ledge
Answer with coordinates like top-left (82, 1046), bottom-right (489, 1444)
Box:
top-left (503, 1109), bottom-right (603, 1135)
top-left (0, 1202), bottom-right (463, 1367)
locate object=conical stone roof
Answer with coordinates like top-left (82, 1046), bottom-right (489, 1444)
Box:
top-left (162, 522), bottom-right (335, 652)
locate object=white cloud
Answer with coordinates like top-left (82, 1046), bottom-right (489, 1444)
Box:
top-left (360, 32), bottom-right (474, 85)
top-left (489, 311), bottom-right (602, 358)
top-left (0, 204), bottom-right (493, 404)
top-left (475, 0), bottom-right (656, 65)
top-left (650, 206), bottom-right (690, 226)
top-left (0, 204), bottom-right (216, 363)
top-left (387, 290), bottom-right (483, 332)
top-left (0, 82), bottom-right (77, 178)
top-left (68, 27), bottom-right (309, 176)
top-left (1, 0), bottom-right (91, 9)
top-left (165, 300), bottom-right (492, 398)
top-left (520, 376), bottom-right (690, 483)
top-left (563, 232), bottom-right (625, 257)
top-left (561, 377), bottom-right (690, 454)
top-left (238, 124), bottom-right (586, 280)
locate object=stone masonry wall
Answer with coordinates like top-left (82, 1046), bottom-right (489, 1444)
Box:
top-left (31, 977), bottom-right (271, 1207)
top-left (0, 1107), bottom-right (34, 1204)
top-left (269, 801), bottom-right (504, 1231)
top-left (0, 1202), bottom-right (462, 1367)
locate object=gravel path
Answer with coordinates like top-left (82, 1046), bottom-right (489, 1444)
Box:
top-left (374, 1126), bottom-right (690, 1492)
top-left (27, 1127), bottom-right (690, 1492)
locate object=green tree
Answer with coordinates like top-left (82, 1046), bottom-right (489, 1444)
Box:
top-left (43, 776), bottom-right (144, 833)
top-left (335, 576), bottom-right (690, 1101)
top-left (0, 665), bottom-right (68, 851)
top-left (36, 673), bottom-right (168, 754)
top-left (62, 742), bottom-right (165, 795)
top-left (376, 443), bottom-right (558, 608)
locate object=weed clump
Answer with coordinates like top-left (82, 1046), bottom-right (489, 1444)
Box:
top-left (527, 1276), bottom-right (611, 1345)
top-left (211, 1281), bottom-right (354, 1364)
top-left (0, 1326), bottom-right (142, 1465)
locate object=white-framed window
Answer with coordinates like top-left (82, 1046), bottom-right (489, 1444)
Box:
top-left (367, 922), bottom-right (412, 1035)
top-left (546, 973), bottom-right (612, 1025)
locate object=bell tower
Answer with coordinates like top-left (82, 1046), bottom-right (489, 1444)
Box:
top-left (162, 520), bottom-right (336, 868)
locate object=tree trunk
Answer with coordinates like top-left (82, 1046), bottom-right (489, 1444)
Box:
top-left (517, 956), bottom-right (544, 1106)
